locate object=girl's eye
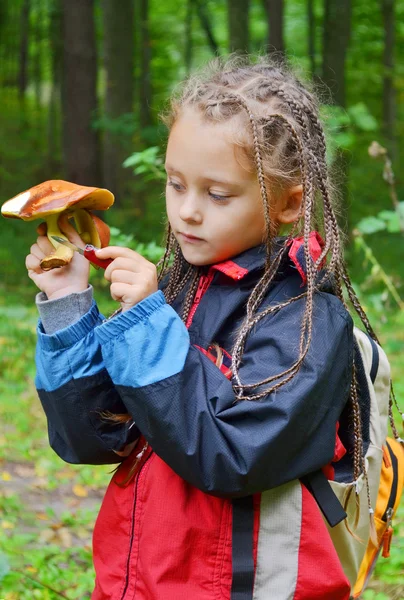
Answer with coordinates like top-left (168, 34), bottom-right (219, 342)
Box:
top-left (209, 192), bottom-right (230, 202)
top-left (167, 180), bottom-right (183, 192)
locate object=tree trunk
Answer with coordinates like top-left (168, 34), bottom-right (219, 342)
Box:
top-left (102, 0), bottom-right (135, 203)
top-left (195, 0), bottom-right (219, 55)
top-left (61, 0), bottom-right (100, 185)
top-left (140, 0), bottom-right (152, 131)
top-left (18, 0), bottom-right (30, 100)
top-left (227, 0), bottom-right (250, 53)
top-left (322, 0), bottom-right (352, 233)
top-left (185, 0), bottom-right (193, 73)
top-left (382, 0), bottom-right (396, 159)
top-left (33, 0), bottom-right (44, 114)
top-left (322, 0), bottom-right (352, 107)
top-left (265, 0), bottom-right (284, 55)
top-left (307, 0), bottom-right (316, 76)
top-left (47, 0), bottom-right (63, 176)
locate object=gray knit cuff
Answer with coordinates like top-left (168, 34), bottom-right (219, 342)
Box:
top-left (36, 285), bottom-right (94, 334)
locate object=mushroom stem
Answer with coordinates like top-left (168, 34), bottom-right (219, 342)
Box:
top-left (73, 208), bottom-right (100, 246)
top-left (40, 213), bottom-right (75, 271)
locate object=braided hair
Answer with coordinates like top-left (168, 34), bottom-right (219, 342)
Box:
top-left (110, 56), bottom-right (400, 516)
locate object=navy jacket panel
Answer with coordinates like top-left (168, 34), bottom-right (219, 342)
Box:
top-left (34, 243), bottom-right (353, 491)
top-left (101, 287), bottom-right (353, 496)
top-left (35, 299), bottom-right (140, 464)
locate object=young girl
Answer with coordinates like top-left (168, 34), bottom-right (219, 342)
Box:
top-left (27, 57), bottom-right (369, 599)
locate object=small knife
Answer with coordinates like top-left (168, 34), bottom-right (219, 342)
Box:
top-left (51, 235), bottom-right (113, 270)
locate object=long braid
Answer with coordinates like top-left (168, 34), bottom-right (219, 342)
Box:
top-left (112, 58), bottom-right (400, 508)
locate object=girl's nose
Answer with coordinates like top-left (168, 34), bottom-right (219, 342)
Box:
top-left (178, 193), bottom-right (203, 224)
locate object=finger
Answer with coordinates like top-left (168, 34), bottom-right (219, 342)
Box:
top-left (36, 222), bottom-right (47, 235)
top-left (36, 235), bottom-right (55, 256)
top-left (95, 245), bottom-right (144, 263)
top-left (58, 214), bottom-right (86, 249)
top-left (110, 269), bottom-right (138, 286)
top-left (104, 257), bottom-right (141, 281)
top-left (30, 242), bottom-right (46, 260)
top-left (110, 282), bottom-right (137, 304)
top-left (25, 253), bottom-right (42, 273)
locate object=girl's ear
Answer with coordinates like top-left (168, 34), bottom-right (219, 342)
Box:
top-left (276, 184), bottom-right (303, 224)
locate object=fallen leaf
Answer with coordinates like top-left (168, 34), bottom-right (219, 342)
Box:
top-left (35, 512), bottom-right (50, 521)
top-left (26, 566), bottom-right (38, 573)
top-left (58, 527), bottom-right (73, 548)
top-left (1, 471), bottom-right (12, 481)
top-left (38, 528), bottom-right (56, 544)
top-left (14, 465), bottom-right (35, 478)
top-left (73, 484), bottom-right (88, 498)
top-left (1, 520), bottom-right (15, 529)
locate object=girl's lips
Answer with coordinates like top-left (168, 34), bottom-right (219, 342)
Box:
top-left (180, 232), bottom-right (204, 243)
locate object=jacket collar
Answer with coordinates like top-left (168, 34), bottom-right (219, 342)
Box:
top-left (209, 237), bottom-right (288, 281)
top-left (209, 232), bottom-right (326, 284)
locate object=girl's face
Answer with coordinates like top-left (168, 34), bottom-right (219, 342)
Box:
top-left (165, 109), bottom-right (275, 266)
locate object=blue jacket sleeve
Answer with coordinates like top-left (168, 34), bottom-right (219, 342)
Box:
top-left (94, 289), bottom-right (354, 496)
top-left (35, 300), bottom-right (140, 465)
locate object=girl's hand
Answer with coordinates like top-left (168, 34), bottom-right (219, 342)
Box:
top-left (25, 215), bottom-right (90, 300)
top-left (95, 246), bottom-right (158, 312)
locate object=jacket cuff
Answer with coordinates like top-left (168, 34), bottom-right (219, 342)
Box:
top-left (36, 285), bottom-right (94, 334)
top-left (37, 299), bottom-right (103, 351)
top-left (94, 290), bottom-right (166, 344)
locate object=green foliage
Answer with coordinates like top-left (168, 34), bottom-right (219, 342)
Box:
top-left (357, 204), bottom-right (404, 235)
top-left (93, 112), bottom-right (138, 137)
top-left (322, 102), bottom-right (379, 162)
top-left (123, 146), bottom-right (166, 181)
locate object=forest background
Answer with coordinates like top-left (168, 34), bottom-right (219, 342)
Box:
top-left (0, 0), bottom-right (403, 598)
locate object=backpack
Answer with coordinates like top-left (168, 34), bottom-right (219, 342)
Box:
top-left (205, 315), bottom-right (404, 596)
top-left (323, 327), bottom-right (404, 597)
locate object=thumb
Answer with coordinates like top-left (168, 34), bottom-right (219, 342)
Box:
top-left (58, 214), bottom-right (86, 249)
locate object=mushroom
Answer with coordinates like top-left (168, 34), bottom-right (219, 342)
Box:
top-left (1, 180), bottom-right (114, 270)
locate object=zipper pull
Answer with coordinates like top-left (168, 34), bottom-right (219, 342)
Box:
top-left (382, 507), bottom-right (394, 558)
top-left (382, 527), bottom-right (393, 558)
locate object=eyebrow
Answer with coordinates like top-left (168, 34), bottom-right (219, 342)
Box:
top-left (165, 165), bottom-right (237, 188)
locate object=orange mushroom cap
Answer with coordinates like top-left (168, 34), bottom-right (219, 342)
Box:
top-left (1, 180), bottom-right (114, 221)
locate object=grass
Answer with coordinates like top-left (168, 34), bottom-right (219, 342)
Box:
top-left (0, 278), bottom-right (403, 599)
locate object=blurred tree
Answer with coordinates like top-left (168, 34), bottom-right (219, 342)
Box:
top-left (228, 0), bottom-right (250, 53)
top-left (195, 0), bottom-right (219, 55)
top-left (307, 0), bottom-right (316, 76)
top-left (382, 0), bottom-right (396, 159)
top-left (140, 0), bottom-right (152, 132)
top-left (322, 0), bottom-right (352, 228)
top-left (184, 0), bottom-right (193, 73)
top-left (18, 0), bottom-right (30, 102)
top-left (61, 0), bottom-right (100, 185)
top-left (47, 0), bottom-right (62, 175)
top-left (102, 0), bottom-right (135, 203)
top-left (322, 0), bottom-right (352, 107)
top-left (31, 0), bottom-right (45, 114)
top-left (264, 0), bottom-right (284, 56)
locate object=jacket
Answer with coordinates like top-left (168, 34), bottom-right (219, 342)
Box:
top-left (35, 239), bottom-right (354, 599)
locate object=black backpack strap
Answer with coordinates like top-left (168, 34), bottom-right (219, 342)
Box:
top-left (365, 334), bottom-right (379, 384)
top-left (302, 333), bottom-right (379, 528)
top-left (301, 470), bottom-right (347, 527)
top-left (231, 496), bottom-right (255, 599)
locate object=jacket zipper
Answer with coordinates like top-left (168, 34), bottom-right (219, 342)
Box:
top-left (186, 269), bottom-right (215, 328)
top-left (120, 272), bottom-right (215, 597)
top-left (120, 448), bottom-right (153, 600)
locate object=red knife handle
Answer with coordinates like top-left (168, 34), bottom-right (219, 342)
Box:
top-left (83, 245), bottom-right (113, 270)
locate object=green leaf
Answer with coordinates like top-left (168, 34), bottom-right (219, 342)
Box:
top-left (0, 552), bottom-right (10, 582)
top-left (356, 216), bottom-right (386, 234)
top-left (333, 131), bottom-right (356, 150)
top-left (348, 102), bottom-right (379, 131)
top-left (377, 210), bottom-right (400, 233)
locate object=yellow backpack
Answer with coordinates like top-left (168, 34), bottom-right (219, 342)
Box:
top-left (325, 328), bottom-right (404, 597)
